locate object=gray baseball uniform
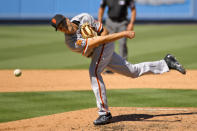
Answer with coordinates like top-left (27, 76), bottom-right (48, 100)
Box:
top-left (64, 13), bottom-right (169, 116)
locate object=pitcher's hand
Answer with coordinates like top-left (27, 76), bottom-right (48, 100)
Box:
top-left (125, 31), bottom-right (135, 39)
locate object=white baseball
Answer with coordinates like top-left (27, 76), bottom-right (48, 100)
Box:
top-left (14, 69), bottom-right (22, 77)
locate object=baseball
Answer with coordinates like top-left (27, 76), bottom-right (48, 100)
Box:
top-left (14, 69), bottom-right (22, 77)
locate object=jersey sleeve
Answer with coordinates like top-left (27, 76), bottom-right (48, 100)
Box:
top-left (100, 0), bottom-right (107, 8)
top-left (129, 0), bottom-right (136, 9)
top-left (75, 38), bottom-right (89, 56)
top-left (92, 20), bottom-right (103, 35)
top-left (82, 14), bottom-right (103, 35)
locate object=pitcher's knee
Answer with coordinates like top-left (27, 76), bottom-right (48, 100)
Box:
top-left (89, 67), bottom-right (103, 77)
top-left (123, 71), bottom-right (140, 78)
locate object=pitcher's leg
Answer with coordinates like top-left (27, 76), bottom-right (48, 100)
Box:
top-left (107, 52), bottom-right (169, 78)
top-left (89, 44), bottom-right (114, 115)
top-left (90, 71), bottom-right (109, 115)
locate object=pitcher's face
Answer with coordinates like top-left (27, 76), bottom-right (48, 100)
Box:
top-left (57, 18), bottom-right (76, 34)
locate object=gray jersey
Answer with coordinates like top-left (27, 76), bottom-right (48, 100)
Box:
top-left (64, 13), bottom-right (103, 57)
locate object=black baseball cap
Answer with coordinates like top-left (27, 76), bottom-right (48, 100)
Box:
top-left (51, 14), bottom-right (66, 31)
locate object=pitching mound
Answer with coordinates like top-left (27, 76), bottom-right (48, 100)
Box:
top-left (0, 107), bottom-right (197, 131)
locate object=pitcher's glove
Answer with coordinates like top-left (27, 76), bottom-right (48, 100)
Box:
top-left (80, 23), bottom-right (97, 39)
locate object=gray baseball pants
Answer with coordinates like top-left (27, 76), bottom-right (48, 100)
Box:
top-left (89, 43), bottom-right (169, 116)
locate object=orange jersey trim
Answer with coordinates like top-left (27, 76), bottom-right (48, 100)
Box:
top-left (82, 39), bottom-right (88, 55)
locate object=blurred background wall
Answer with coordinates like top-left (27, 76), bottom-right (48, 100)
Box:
top-left (0, 0), bottom-right (197, 21)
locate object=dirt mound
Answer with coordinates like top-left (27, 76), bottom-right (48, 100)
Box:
top-left (0, 107), bottom-right (197, 131)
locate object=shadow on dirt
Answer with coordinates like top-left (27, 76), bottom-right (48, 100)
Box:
top-left (110, 112), bottom-right (197, 123)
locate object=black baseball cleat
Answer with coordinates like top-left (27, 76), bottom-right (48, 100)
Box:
top-left (164, 54), bottom-right (186, 74)
top-left (93, 113), bottom-right (112, 125)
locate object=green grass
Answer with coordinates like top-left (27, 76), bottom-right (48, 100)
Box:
top-left (0, 89), bottom-right (197, 123)
top-left (0, 24), bottom-right (197, 69)
top-left (0, 90), bottom-right (95, 122)
top-left (0, 25), bottom-right (89, 69)
top-left (125, 25), bottom-right (197, 69)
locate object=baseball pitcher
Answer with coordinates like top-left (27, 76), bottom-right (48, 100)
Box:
top-left (51, 13), bottom-right (186, 125)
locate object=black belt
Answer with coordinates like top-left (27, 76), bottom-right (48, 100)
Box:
top-left (109, 17), bottom-right (127, 22)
